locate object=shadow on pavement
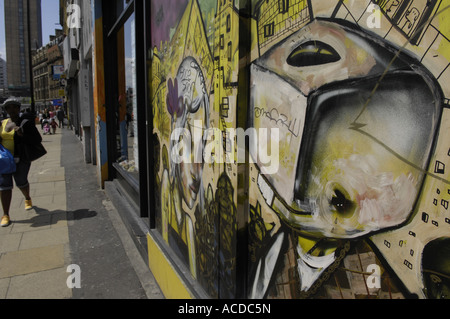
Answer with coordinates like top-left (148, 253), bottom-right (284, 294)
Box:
top-left (12, 208), bottom-right (97, 228)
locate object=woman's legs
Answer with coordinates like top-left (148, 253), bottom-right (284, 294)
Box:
top-left (0, 173), bottom-right (13, 226)
top-left (19, 184), bottom-right (33, 210)
top-left (0, 189), bottom-right (12, 226)
top-left (19, 184), bottom-right (31, 201)
top-left (0, 185), bottom-right (31, 227)
top-left (16, 161), bottom-right (32, 210)
top-left (14, 161), bottom-right (32, 211)
top-left (0, 162), bottom-right (32, 226)
top-left (1, 190), bottom-right (12, 216)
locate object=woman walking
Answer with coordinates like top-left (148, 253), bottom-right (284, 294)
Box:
top-left (0, 98), bottom-right (42, 227)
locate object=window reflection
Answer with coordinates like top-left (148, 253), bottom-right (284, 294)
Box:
top-left (115, 0), bottom-right (132, 20)
top-left (116, 13), bottom-right (138, 179)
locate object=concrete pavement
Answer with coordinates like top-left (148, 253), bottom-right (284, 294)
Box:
top-left (0, 126), bottom-right (164, 299)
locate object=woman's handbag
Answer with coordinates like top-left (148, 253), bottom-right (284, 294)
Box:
top-left (0, 144), bottom-right (16, 175)
top-left (20, 141), bottom-right (47, 162)
top-left (18, 119), bottom-right (47, 162)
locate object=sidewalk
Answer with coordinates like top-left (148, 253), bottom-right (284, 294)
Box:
top-left (0, 127), bottom-right (164, 299)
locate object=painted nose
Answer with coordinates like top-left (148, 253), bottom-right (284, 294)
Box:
top-left (330, 187), bottom-right (356, 218)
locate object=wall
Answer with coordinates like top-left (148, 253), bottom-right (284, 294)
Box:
top-left (150, 0), bottom-right (450, 299)
top-left (92, 0), bottom-right (108, 187)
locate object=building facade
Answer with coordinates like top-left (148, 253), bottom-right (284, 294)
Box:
top-left (4, 0), bottom-right (42, 97)
top-left (60, 0), bottom-right (95, 165)
top-left (32, 45), bottom-right (49, 106)
top-left (0, 56), bottom-right (7, 100)
top-left (90, 0), bottom-right (450, 299)
top-left (47, 34), bottom-right (65, 108)
top-left (31, 31), bottom-right (65, 112)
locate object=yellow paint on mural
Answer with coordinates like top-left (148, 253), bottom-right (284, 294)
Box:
top-left (438, 0), bottom-right (450, 35)
top-left (147, 233), bottom-right (195, 299)
top-left (437, 0), bottom-right (450, 62)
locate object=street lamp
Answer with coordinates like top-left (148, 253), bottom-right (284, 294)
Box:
top-left (27, 0), bottom-right (36, 114)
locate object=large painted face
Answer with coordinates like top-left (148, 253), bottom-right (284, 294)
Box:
top-left (250, 20), bottom-right (442, 239)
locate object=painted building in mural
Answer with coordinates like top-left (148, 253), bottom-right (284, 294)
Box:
top-left (143, 0), bottom-right (450, 299)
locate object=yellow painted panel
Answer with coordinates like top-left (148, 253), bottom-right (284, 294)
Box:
top-left (147, 233), bottom-right (194, 299)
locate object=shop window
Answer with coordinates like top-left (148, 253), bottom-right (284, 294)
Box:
top-left (116, 13), bottom-right (139, 180)
top-left (114, 0), bottom-right (132, 20)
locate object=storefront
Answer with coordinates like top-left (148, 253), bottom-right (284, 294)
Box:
top-left (91, 0), bottom-right (154, 268)
top-left (93, 0), bottom-right (450, 299)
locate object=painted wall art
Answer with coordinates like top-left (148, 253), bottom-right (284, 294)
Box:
top-left (150, 0), bottom-right (450, 299)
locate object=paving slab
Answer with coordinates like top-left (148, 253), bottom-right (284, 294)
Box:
top-left (0, 233), bottom-right (22, 254)
top-left (19, 227), bottom-right (69, 250)
top-left (6, 267), bottom-right (72, 299)
top-left (0, 245), bottom-right (66, 279)
top-left (0, 278), bottom-right (10, 299)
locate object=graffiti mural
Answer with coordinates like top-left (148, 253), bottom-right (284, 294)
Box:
top-left (248, 0), bottom-right (450, 299)
top-left (151, 0), bottom-right (450, 299)
top-left (151, 0), bottom-right (239, 299)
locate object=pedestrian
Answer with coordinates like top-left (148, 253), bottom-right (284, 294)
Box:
top-left (0, 98), bottom-right (42, 227)
top-left (41, 112), bottom-right (48, 130)
top-left (43, 122), bottom-right (50, 135)
top-left (56, 107), bottom-right (65, 128)
top-left (50, 118), bottom-right (58, 134)
top-left (43, 108), bottom-right (50, 120)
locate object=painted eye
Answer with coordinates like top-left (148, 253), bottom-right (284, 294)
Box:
top-left (287, 41), bottom-right (340, 67)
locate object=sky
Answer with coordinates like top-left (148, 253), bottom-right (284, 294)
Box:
top-left (0, 0), bottom-right (61, 61)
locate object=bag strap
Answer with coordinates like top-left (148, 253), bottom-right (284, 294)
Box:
top-left (20, 118), bottom-right (29, 128)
